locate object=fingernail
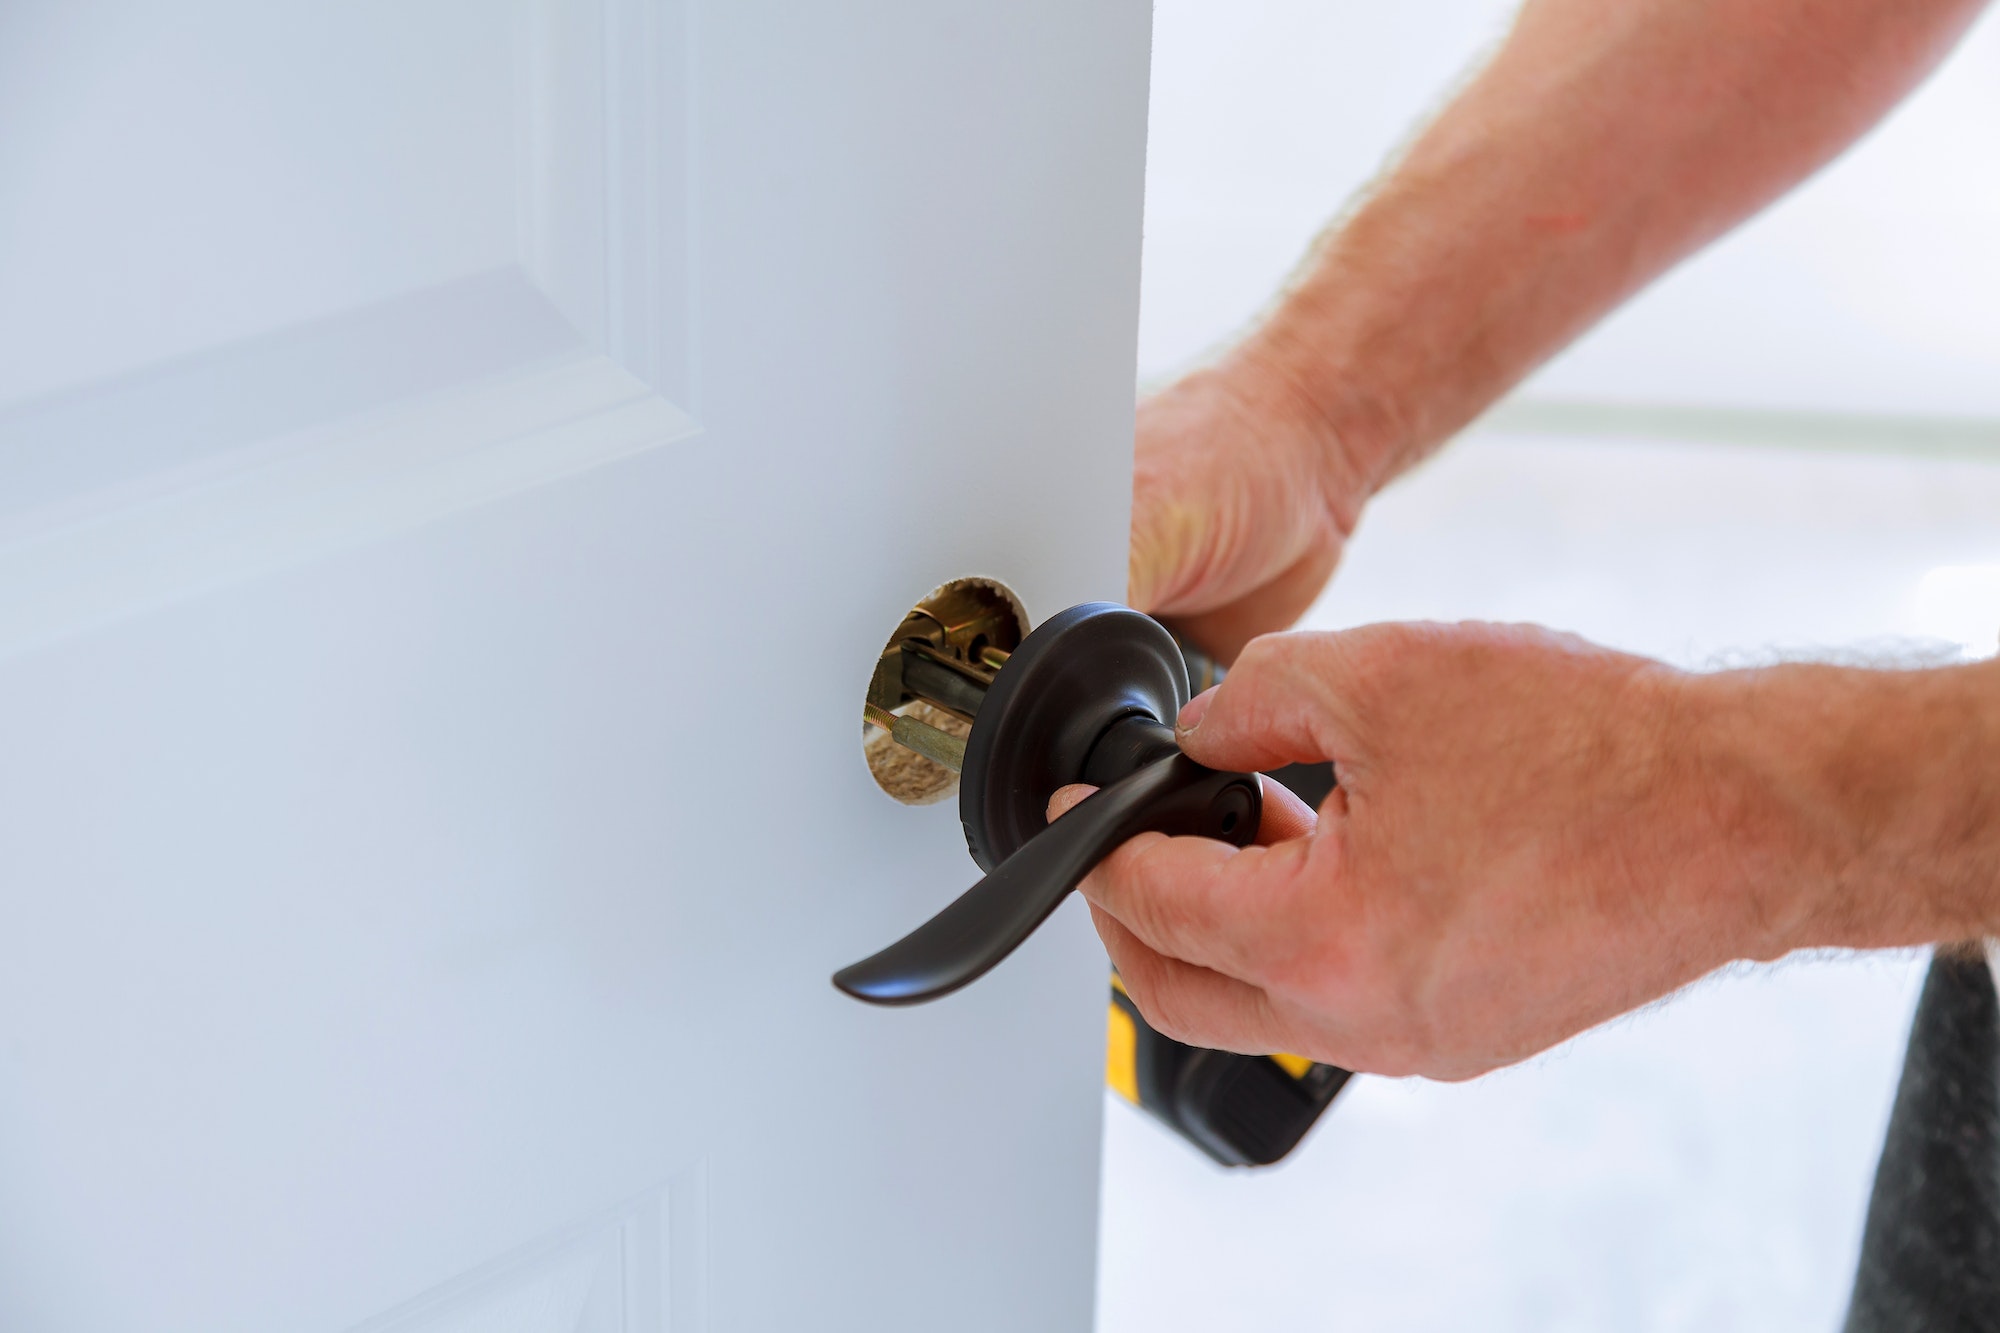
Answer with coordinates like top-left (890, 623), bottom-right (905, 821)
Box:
top-left (1177, 686), bottom-right (1216, 734)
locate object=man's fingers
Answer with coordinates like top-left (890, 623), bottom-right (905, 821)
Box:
top-left (1091, 906), bottom-right (1285, 1055)
top-left (1078, 829), bottom-right (1313, 980)
top-left (1048, 769), bottom-right (1320, 979)
top-left (1255, 774), bottom-right (1318, 843)
top-left (1047, 783), bottom-right (1098, 822)
top-left (1049, 776), bottom-right (1315, 847)
top-left (1173, 631), bottom-right (1360, 775)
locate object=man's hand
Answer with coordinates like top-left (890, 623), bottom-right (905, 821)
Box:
top-left (1052, 622), bottom-right (2000, 1081)
top-left (1129, 352), bottom-right (1375, 664)
top-left (1093, 0), bottom-right (1994, 1081)
top-left (1124, 0), bottom-right (1981, 665)
top-left (1056, 623), bottom-right (1743, 1079)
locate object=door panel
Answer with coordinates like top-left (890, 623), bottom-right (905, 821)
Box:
top-left (0, 2), bottom-right (1150, 1329)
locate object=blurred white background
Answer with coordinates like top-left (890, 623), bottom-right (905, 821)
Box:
top-left (1098, 3), bottom-right (2000, 1329)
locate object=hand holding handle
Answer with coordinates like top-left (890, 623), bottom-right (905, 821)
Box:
top-left (833, 753), bottom-right (1260, 1006)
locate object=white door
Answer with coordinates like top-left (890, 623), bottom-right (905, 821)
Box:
top-left (0, 3), bottom-right (1150, 1328)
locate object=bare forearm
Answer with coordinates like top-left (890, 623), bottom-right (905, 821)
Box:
top-left (1243, 0), bottom-right (1985, 489)
top-left (1082, 628), bottom-right (2000, 1076)
top-left (1688, 659), bottom-right (2000, 957)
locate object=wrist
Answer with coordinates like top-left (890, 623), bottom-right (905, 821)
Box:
top-left (1226, 186), bottom-right (1471, 511)
top-left (1680, 659), bottom-right (2000, 958)
top-left (1217, 323), bottom-right (1394, 539)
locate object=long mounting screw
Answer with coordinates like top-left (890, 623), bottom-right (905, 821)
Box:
top-left (864, 703), bottom-right (966, 774)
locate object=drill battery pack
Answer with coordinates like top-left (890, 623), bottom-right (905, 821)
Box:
top-left (1094, 676), bottom-right (1353, 1168)
top-left (1105, 974), bottom-right (1351, 1167)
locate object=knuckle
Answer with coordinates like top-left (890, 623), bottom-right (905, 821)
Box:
top-left (1338, 622), bottom-right (1414, 682)
top-left (1231, 632), bottom-right (1287, 675)
top-left (1134, 983), bottom-right (1199, 1046)
top-left (1078, 836), bottom-right (1149, 905)
top-left (1120, 959), bottom-right (1201, 1044)
top-left (1094, 835), bottom-right (1166, 913)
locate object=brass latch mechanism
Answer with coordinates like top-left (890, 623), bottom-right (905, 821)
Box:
top-left (841, 600), bottom-right (1263, 1003)
top-left (861, 585), bottom-right (1022, 778)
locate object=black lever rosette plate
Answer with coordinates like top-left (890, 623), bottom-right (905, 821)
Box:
top-left (834, 603), bottom-right (1261, 1005)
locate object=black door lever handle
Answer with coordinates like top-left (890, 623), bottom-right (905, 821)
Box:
top-left (832, 601), bottom-right (1350, 1165)
top-left (833, 747), bottom-right (1261, 1005)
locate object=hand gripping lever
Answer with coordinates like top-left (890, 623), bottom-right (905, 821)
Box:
top-left (834, 603), bottom-right (1262, 1006)
top-left (832, 731), bottom-right (1259, 1003)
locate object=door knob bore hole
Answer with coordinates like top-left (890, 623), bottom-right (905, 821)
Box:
top-left (862, 577), bottom-right (1027, 806)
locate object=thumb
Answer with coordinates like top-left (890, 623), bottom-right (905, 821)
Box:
top-left (1175, 631), bottom-right (1352, 774)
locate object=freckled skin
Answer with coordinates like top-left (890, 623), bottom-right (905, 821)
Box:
top-left (1114, 0), bottom-right (1994, 1077)
top-left (1058, 628), bottom-right (2000, 1079)
top-left (1133, 0), bottom-right (1984, 661)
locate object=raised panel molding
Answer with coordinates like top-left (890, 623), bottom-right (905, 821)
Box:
top-left (350, 1165), bottom-right (707, 1333)
top-left (525, 0), bottom-right (698, 408)
top-left (0, 0), bottom-right (701, 662)
top-left (0, 344), bottom-right (695, 662)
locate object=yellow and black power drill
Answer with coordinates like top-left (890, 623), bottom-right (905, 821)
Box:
top-left (1106, 973), bottom-right (1352, 1167)
top-left (1101, 673), bottom-right (1352, 1168)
